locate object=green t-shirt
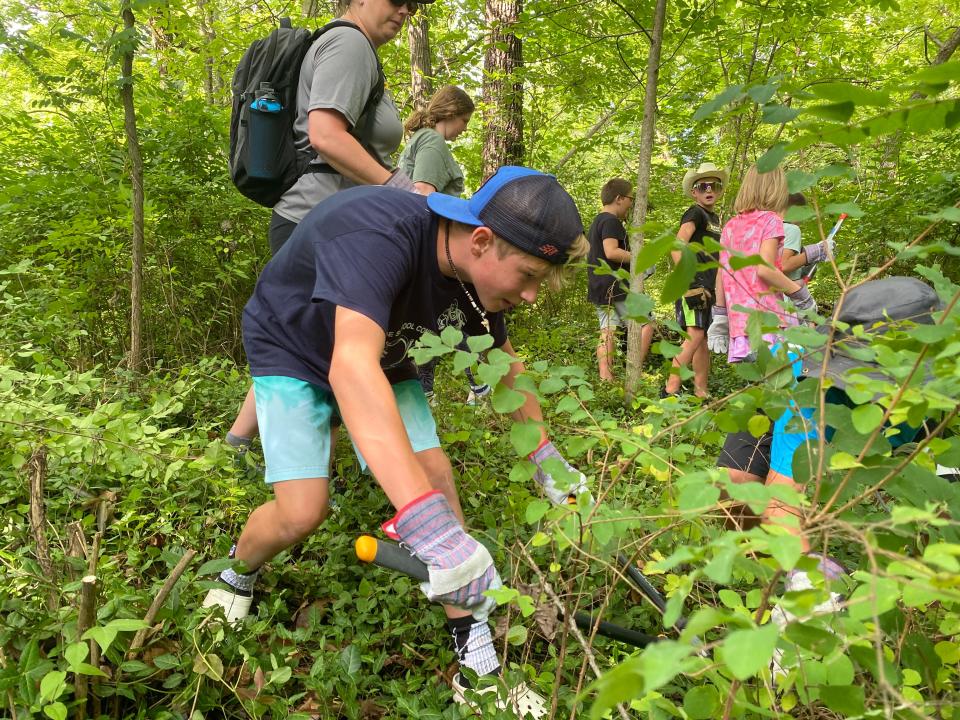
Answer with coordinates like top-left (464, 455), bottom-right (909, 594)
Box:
top-left (397, 128), bottom-right (465, 197)
top-left (783, 222), bottom-right (803, 280)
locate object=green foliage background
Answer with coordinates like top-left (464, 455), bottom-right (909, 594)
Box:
top-left (1, 0), bottom-right (959, 718)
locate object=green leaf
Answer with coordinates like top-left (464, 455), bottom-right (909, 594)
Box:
top-left (268, 665), bottom-right (292, 686)
top-left (64, 642), bottom-right (88, 668)
top-left (720, 624), bottom-right (780, 679)
top-left (809, 81), bottom-right (889, 106)
top-left (748, 414), bottom-right (770, 438)
top-left (783, 623), bottom-right (839, 655)
top-left (718, 589), bottom-right (743, 609)
top-left (693, 85), bottom-right (744, 121)
top-left (82, 627), bottom-right (118, 655)
top-left (820, 685), bottom-right (865, 716)
top-left (909, 60), bottom-right (960, 85)
top-left (44, 703), bottom-right (68, 720)
top-left (757, 143), bottom-right (789, 172)
top-left (677, 481), bottom-right (720, 516)
top-left (851, 404), bottom-right (884, 434)
top-left (765, 532), bottom-right (803, 571)
top-left (786, 170), bottom-right (817, 192)
top-left (824, 653), bottom-right (855, 685)
top-left (339, 645), bottom-right (361, 675)
top-left (847, 577), bottom-right (900, 620)
top-left (106, 618), bottom-right (148, 632)
top-left (510, 421), bottom-right (543, 456)
top-left (624, 291), bottom-right (655, 321)
top-left (491, 384), bottom-right (526, 414)
top-left (747, 83), bottom-right (777, 104)
top-left (192, 653), bottom-right (224, 680)
top-left (196, 558), bottom-right (236, 576)
top-left (440, 324), bottom-right (464, 348)
top-left (632, 232), bottom-right (676, 277)
top-left (829, 451), bottom-right (863, 470)
top-left (466, 334), bottom-right (494, 352)
top-left (452, 350), bottom-right (475, 374)
top-left (683, 686), bottom-right (720, 720)
top-left (661, 246), bottom-right (696, 303)
top-left (524, 499), bottom-right (551, 524)
top-left (919, 206), bottom-right (960, 223)
top-left (39, 670), bottom-right (67, 703)
top-left (805, 101), bottom-right (855, 122)
top-left (762, 104), bottom-right (801, 124)
top-left (506, 624), bottom-right (528, 645)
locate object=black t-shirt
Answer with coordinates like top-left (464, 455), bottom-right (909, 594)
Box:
top-left (586, 212), bottom-right (629, 305)
top-left (680, 204), bottom-right (721, 292)
top-left (242, 186), bottom-right (507, 389)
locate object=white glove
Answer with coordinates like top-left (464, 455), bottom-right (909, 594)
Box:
top-left (529, 440), bottom-right (592, 506)
top-left (707, 306), bottom-right (729, 355)
top-left (384, 168), bottom-right (417, 193)
top-left (388, 491), bottom-right (500, 621)
top-left (802, 239), bottom-right (835, 265)
top-left (788, 285), bottom-right (818, 314)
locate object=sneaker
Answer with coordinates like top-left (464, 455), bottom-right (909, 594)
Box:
top-left (466, 385), bottom-right (491, 405)
top-left (769, 555), bottom-right (846, 682)
top-left (451, 673), bottom-right (547, 719)
top-left (202, 586), bottom-right (253, 625)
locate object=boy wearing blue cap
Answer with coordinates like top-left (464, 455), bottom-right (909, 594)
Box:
top-left (203, 166), bottom-right (589, 717)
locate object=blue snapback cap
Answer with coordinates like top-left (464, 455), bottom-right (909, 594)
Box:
top-left (427, 166), bottom-right (583, 264)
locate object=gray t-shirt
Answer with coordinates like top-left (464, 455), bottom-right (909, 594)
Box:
top-left (783, 222), bottom-right (803, 280)
top-left (274, 25), bottom-right (403, 223)
top-left (397, 128), bottom-right (465, 197)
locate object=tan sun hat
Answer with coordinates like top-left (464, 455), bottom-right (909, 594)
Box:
top-left (682, 162), bottom-right (729, 197)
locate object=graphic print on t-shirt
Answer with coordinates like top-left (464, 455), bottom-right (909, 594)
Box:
top-left (381, 299), bottom-right (471, 370)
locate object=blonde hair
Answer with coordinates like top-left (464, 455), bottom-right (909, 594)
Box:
top-left (733, 165), bottom-right (788, 214)
top-left (404, 85), bottom-right (475, 135)
top-left (493, 234), bottom-right (589, 293)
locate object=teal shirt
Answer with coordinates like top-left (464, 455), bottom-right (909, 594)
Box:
top-left (397, 128), bottom-right (465, 197)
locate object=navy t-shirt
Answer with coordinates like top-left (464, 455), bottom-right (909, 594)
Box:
top-left (586, 212), bottom-right (628, 305)
top-left (680, 204), bottom-right (721, 292)
top-left (242, 186), bottom-right (507, 390)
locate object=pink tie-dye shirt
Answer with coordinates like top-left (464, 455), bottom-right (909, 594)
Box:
top-left (719, 210), bottom-right (794, 348)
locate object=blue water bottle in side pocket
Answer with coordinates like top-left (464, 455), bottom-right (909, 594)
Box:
top-left (247, 82), bottom-right (285, 180)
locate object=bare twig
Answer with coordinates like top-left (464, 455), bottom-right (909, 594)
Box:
top-left (127, 549), bottom-right (197, 658)
top-left (517, 545), bottom-right (632, 720)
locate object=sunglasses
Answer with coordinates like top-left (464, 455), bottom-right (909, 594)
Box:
top-left (694, 181), bottom-right (722, 193)
top-left (388, 0), bottom-right (421, 13)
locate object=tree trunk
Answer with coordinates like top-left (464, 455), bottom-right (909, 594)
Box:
top-left (624, 0), bottom-right (668, 403)
top-left (120, 3), bottom-right (146, 373)
top-left (408, 14), bottom-right (433, 111)
top-left (481, 0), bottom-right (524, 178)
top-left (198, 0), bottom-right (219, 104)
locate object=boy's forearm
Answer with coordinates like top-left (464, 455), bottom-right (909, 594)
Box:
top-left (329, 308), bottom-right (432, 510)
top-left (330, 358), bottom-right (432, 509)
